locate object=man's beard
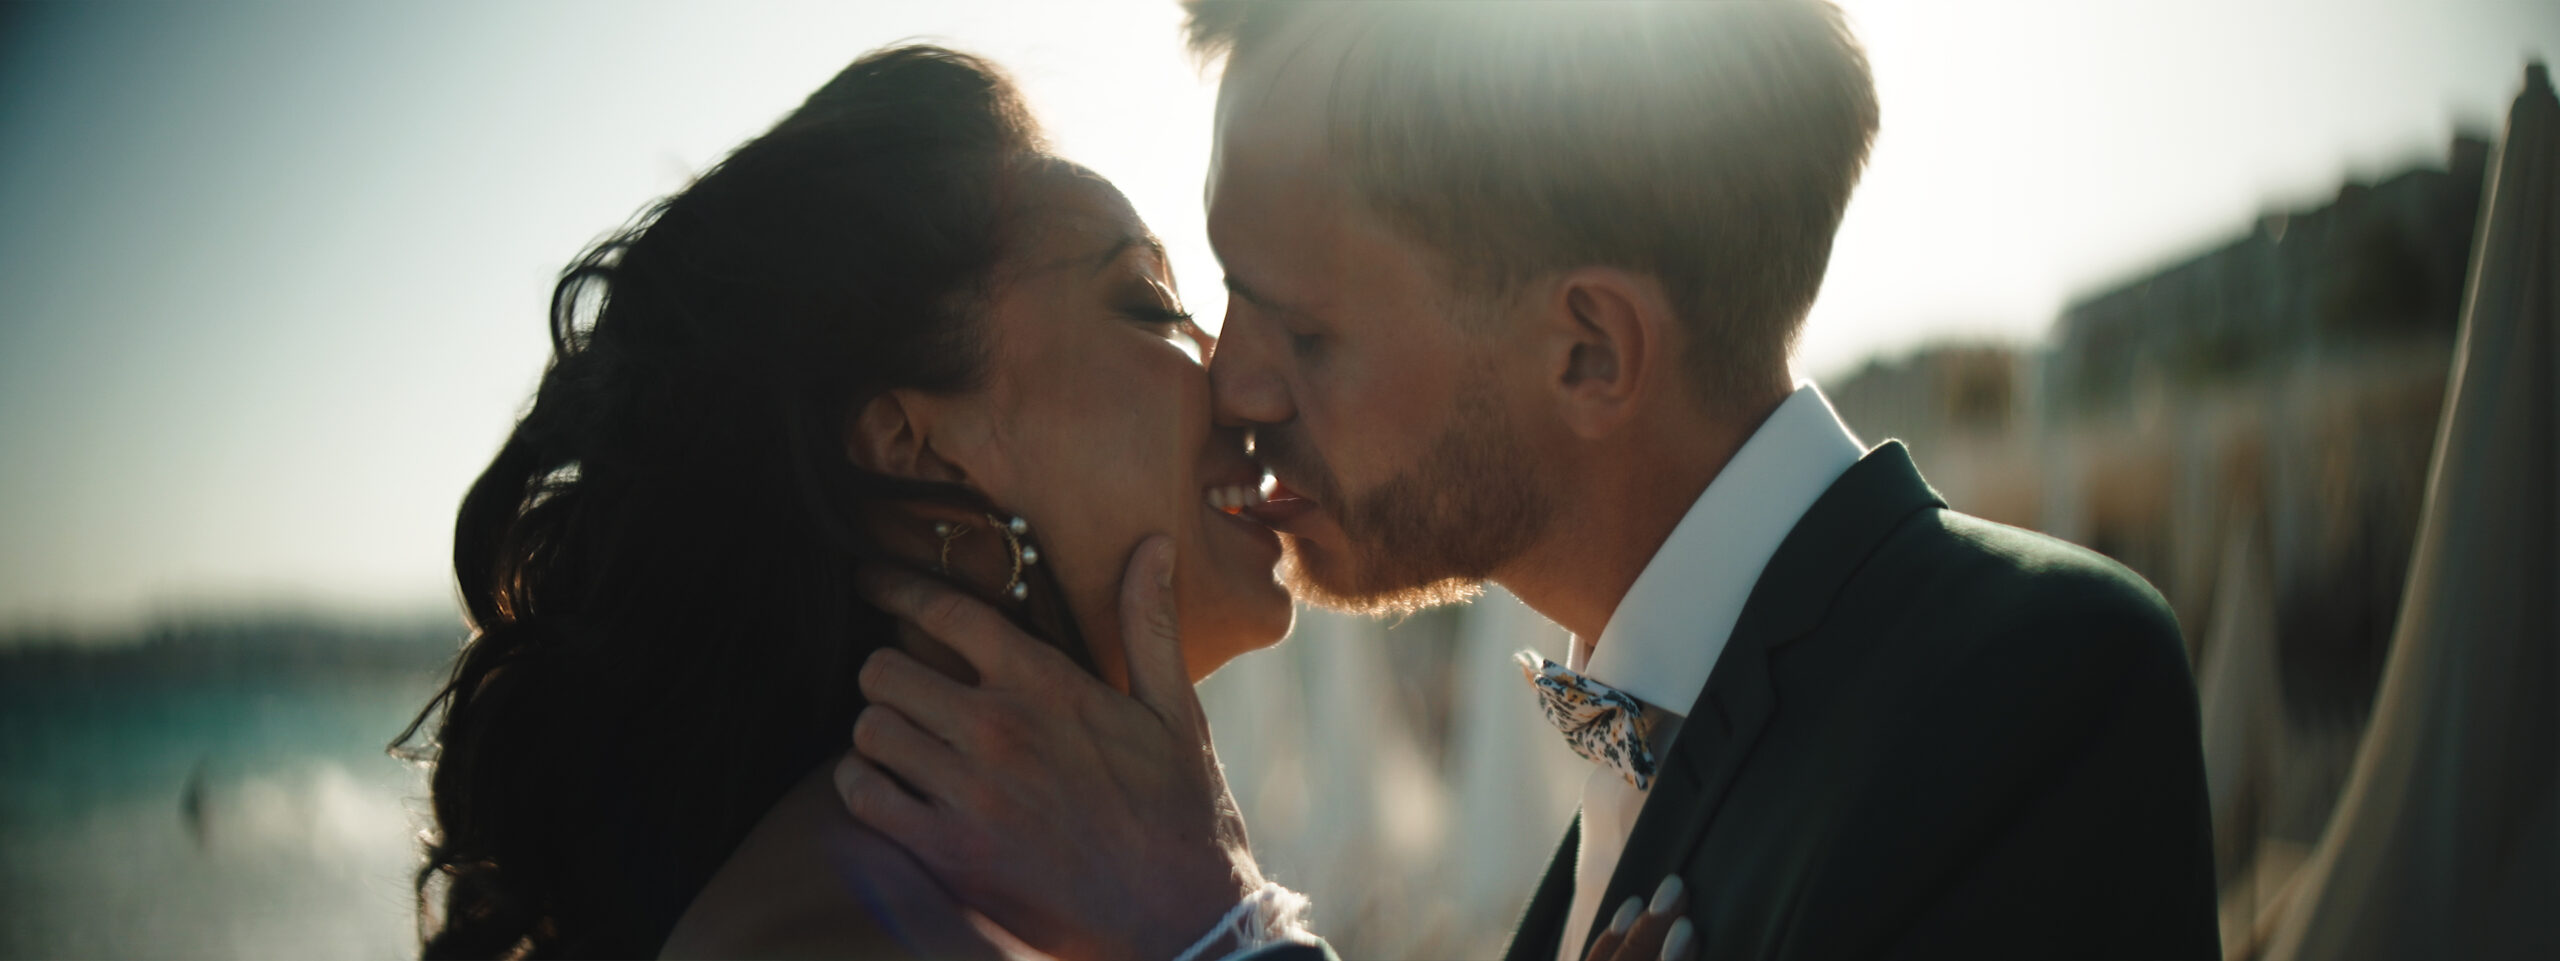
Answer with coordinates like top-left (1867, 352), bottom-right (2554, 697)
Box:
top-left (1261, 381), bottom-right (1553, 615)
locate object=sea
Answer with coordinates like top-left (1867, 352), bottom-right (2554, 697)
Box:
top-left (0, 615), bottom-right (459, 959)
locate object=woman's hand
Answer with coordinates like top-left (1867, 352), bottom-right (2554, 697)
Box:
top-left (835, 535), bottom-right (1262, 961)
top-left (1582, 876), bottom-right (1698, 961)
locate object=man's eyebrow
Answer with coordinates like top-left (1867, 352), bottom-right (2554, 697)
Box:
top-left (1223, 276), bottom-right (1290, 313)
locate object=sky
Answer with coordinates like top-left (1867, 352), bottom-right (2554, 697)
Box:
top-left (0, 0), bottom-right (2553, 633)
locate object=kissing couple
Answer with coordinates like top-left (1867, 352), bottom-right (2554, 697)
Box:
top-left (404, 2), bottom-right (2223, 959)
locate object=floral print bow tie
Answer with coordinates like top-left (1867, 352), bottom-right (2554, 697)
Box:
top-left (1516, 651), bottom-right (1658, 789)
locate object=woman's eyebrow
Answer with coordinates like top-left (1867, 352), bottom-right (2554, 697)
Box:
top-left (1088, 234), bottom-right (1167, 276)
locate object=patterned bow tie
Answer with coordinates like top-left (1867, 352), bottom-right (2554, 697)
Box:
top-left (1516, 651), bottom-right (1658, 789)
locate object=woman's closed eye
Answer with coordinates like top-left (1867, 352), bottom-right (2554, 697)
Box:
top-left (1123, 303), bottom-right (1208, 362)
top-left (1121, 303), bottom-right (1193, 335)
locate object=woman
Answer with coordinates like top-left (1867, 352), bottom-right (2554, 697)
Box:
top-left (398, 44), bottom-right (1292, 959)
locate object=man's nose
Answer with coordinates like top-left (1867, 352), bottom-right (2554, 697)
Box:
top-left (1208, 309), bottom-right (1294, 429)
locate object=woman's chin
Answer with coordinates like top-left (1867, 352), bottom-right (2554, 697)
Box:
top-left (1185, 588), bottom-right (1296, 682)
top-left (1243, 592), bottom-right (1297, 653)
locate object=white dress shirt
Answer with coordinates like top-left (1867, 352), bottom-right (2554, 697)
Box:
top-left (1552, 383), bottom-right (1866, 961)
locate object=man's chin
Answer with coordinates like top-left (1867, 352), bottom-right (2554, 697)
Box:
top-left (1277, 536), bottom-right (1486, 617)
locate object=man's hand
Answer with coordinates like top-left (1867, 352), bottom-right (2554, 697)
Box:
top-left (835, 535), bottom-right (1261, 961)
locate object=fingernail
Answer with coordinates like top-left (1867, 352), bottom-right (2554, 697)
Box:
top-left (1608, 897), bottom-right (1642, 936)
top-left (1649, 874), bottom-right (1684, 915)
top-left (1660, 917), bottom-right (1694, 961)
top-left (857, 650), bottom-right (882, 690)
top-left (831, 753), bottom-right (861, 800)
top-left (1153, 538), bottom-right (1176, 589)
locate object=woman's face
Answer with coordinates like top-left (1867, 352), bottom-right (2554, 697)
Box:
top-left (917, 164), bottom-right (1292, 684)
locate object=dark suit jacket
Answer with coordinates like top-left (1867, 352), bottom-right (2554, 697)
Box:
top-left (1502, 442), bottom-right (2221, 961)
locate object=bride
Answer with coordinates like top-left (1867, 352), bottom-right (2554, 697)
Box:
top-left (400, 44), bottom-right (1293, 959)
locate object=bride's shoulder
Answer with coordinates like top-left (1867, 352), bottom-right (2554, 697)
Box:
top-left (660, 762), bottom-right (1003, 960)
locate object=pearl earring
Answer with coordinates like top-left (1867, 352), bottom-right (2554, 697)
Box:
top-left (990, 513), bottom-right (1037, 601)
top-left (930, 514), bottom-right (1038, 602)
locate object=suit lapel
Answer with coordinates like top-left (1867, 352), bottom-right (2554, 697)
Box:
top-left (1502, 815), bottom-right (1582, 961)
top-left (1568, 442), bottom-right (1945, 960)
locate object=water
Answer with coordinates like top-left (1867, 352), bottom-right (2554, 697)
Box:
top-left (0, 634), bottom-right (450, 959)
top-left (0, 601), bottom-right (1582, 960)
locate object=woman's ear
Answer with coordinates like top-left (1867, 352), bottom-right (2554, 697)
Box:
top-left (846, 390), bottom-right (968, 483)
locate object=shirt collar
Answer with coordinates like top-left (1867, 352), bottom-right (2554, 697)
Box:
top-left (1571, 382), bottom-right (1867, 713)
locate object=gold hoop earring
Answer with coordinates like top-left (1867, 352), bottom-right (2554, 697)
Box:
top-left (931, 520), bottom-right (970, 574)
top-left (988, 513), bottom-right (1037, 601)
top-left (930, 514), bottom-right (1039, 602)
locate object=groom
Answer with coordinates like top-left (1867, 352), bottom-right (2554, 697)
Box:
top-left (840, 1), bottom-right (2221, 958)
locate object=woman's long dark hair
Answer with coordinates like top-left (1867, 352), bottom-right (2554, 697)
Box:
top-left (394, 45), bottom-right (1081, 959)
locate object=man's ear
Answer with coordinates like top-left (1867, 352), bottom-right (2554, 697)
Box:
top-left (1544, 267), bottom-right (1671, 439)
top-left (846, 390), bottom-right (969, 483)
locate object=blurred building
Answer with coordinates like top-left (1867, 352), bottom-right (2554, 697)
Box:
top-left (1825, 342), bottom-right (2043, 528)
top-left (1829, 133), bottom-right (2491, 957)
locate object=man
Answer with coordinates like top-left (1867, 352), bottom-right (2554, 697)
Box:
top-left (838, 2), bottom-right (2223, 958)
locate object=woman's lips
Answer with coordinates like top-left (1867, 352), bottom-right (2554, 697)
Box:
top-left (1201, 480), bottom-right (1283, 558)
top-left (1203, 481), bottom-right (1267, 513)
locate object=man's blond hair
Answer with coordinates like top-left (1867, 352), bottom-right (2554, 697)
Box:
top-left (1187, 0), bottom-right (1879, 410)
